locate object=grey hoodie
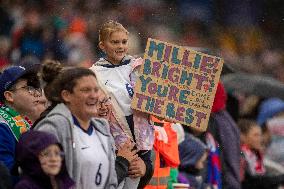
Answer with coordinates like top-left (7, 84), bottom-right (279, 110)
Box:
top-left (33, 103), bottom-right (117, 189)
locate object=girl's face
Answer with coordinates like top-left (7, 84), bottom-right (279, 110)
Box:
top-left (38, 144), bottom-right (63, 176)
top-left (99, 30), bottom-right (128, 65)
top-left (243, 125), bottom-right (263, 151)
top-left (62, 76), bottom-right (100, 122)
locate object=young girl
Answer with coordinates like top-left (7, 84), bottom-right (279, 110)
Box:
top-left (90, 20), bottom-right (154, 189)
top-left (238, 119), bottom-right (284, 189)
top-left (14, 130), bottom-right (74, 189)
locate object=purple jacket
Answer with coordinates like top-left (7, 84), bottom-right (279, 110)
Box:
top-left (14, 130), bottom-right (74, 189)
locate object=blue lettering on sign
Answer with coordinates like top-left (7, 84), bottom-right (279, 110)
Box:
top-left (126, 83), bottom-right (134, 97)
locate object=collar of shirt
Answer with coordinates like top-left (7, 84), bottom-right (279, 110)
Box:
top-left (72, 115), bottom-right (93, 136)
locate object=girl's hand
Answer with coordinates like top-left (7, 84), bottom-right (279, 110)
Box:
top-left (128, 157), bottom-right (146, 178)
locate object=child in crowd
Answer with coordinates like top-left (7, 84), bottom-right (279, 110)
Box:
top-left (14, 130), bottom-right (74, 189)
top-left (178, 133), bottom-right (209, 189)
top-left (257, 98), bottom-right (284, 151)
top-left (238, 119), bottom-right (284, 189)
top-left (90, 20), bottom-right (154, 189)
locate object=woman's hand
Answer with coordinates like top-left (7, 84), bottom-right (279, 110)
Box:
top-left (128, 157), bottom-right (146, 178)
top-left (117, 140), bottom-right (138, 163)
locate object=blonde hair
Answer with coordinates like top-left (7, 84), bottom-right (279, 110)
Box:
top-left (99, 20), bottom-right (129, 42)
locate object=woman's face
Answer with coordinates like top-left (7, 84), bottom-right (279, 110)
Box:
top-left (63, 75), bottom-right (100, 121)
top-left (244, 125), bottom-right (263, 151)
top-left (95, 90), bottom-right (111, 119)
top-left (38, 144), bottom-right (63, 176)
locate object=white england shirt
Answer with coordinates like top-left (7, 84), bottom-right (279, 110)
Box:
top-left (91, 57), bottom-right (135, 116)
top-left (74, 125), bottom-right (110, 189)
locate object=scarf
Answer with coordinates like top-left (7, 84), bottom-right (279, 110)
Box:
top-left (241, 144), bottom-right (265, 175)
top-left (0, 104), bottom-right (31, 141)
top-left (206, 133), bottom-right (222, 189)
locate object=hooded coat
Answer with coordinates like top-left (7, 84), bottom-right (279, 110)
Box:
top-left (178, 133), bottom-right (207, 189)
top-left (14, 130), bottom-right (74, 189)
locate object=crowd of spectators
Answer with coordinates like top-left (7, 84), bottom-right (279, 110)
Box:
top-left (0, 0), bottom-right (283, 80)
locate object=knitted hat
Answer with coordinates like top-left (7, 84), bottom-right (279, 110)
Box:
top-left (178, 133), bottom-right (207, 169)
top-left (257, 98), bottom-right (284, 126)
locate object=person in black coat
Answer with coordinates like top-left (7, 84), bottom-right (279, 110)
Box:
top-left (0, 161), bottom-right (12, 189)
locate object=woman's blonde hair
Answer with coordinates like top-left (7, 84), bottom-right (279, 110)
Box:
top-left (99, 20), bottom-right (129, 42)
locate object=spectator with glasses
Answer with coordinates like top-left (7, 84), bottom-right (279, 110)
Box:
top-left (95, 89), bottom-right (139, 186)
top-left (0, 65), bottom-right (42, 182)
top-left (14, 130), bottom-right (74, 189)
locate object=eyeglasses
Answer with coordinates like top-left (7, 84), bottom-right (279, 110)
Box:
top-left (97, 97), bottom-right (111, 107)
top-left (39, 150), bottom-right (65, 159)
top-left (10, 85), bottom-right (42, 96)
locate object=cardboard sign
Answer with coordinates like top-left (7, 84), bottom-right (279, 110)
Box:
top-left (131, 38), bottom-right (224, 131)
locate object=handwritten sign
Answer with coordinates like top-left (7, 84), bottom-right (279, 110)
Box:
top-left (131, 38), bottom-right (224, 131)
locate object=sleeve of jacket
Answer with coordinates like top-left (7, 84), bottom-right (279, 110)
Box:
top-left (138, 149), bottom-right (154, 189)
top-left (154, 124), bottom-right (180, 168)
top-left (213, 111), bottom-right (241, 189)
top-left (0, 123), bottom-right (16, 171)
top-left (33, 115), bottom-right (62, 141)
top-left (115, 156), bottom-right (130, 184)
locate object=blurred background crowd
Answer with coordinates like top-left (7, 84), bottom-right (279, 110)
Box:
top-left (0, 0), bottom-right (283, 79)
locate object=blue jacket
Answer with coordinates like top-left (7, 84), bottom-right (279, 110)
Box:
top-left (0, 122), bottom-right (16, 171)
